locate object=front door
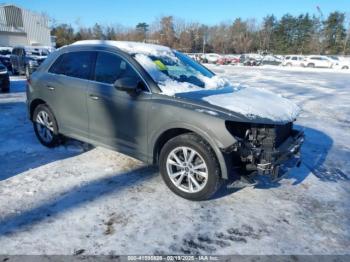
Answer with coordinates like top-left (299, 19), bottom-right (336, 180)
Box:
top-left (87, 51), bottom-right (151, 160)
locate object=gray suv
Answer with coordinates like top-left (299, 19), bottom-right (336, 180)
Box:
top-left (27, 41), bottom-right (304, 200)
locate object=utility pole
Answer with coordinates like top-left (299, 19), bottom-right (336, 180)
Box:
top-left (202, 37), bottom-right (206, 54)
top-left (316, 5), bottom-right (324, 54)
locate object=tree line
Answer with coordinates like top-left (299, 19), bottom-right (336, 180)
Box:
top-left (51, 11), bottom-right (350, 55)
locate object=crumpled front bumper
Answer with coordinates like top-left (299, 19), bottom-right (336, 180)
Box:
top-left (256, 129), bottom-right (304, 180)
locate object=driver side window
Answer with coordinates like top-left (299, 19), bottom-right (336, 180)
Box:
top-left (94, 52), bottom-right (145, 90)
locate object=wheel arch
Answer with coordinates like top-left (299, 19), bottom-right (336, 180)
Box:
top-left (152, 126), bottom-right (230, 179)
top-left (29, 98), bottom-right (46, 121)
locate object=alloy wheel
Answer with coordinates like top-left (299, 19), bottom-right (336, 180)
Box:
top-left (166, 146), bottom-right (208, 193)
top-left (35, 110), bottom-right (54, 143)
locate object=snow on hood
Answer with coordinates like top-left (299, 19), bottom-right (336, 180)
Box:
top-left (201, 86), bottom-right (301, 122)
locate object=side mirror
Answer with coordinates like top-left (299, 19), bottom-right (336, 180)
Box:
top-left (114, 77), bottom-right (140, 94)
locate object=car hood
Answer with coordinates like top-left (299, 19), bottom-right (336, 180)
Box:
top-left (173, 85), bottom-right (301, 124)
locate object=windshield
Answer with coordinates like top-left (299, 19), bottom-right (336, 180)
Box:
top-left (0, 49), bottom-right (11, 56)
top-left (328, 56), bottom-right (339, 61)
top-left (26, 48), bottom-right (51, 56)
top-left (133, 50), bottom-right (215, 88)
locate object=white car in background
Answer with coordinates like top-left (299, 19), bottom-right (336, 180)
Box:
top-left (202, 53), bottom-right (222, 64)
top-left (282, 55), bottom-right (304, 67)
top-left (301, 56), bottom-right (333, 68)
top-left (327, 56), bottom-right (349, 70)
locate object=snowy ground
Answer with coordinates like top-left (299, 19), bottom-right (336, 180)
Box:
top-left (0, 66), bottom-right (349, 255)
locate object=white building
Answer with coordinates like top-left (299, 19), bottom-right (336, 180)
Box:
top-left (0, 4), bottom-right (51, 47)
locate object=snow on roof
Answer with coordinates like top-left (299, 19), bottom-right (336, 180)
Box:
top-left (72, 40), bottom-right (172, 56)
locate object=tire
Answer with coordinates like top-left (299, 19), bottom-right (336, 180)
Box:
top-left (33, 104), bottom-right (61, 147)
top-left (342, 66), bottom-right (349, 70)
top-left (12, 68), bottom-right (19, 76)
top-left (307, 63), bottom-right (315, 68)
top-left (0, 86), bottom-right (9, 93)
top-left (159, 133), bottom-right (222, 201)
top-left (0, 80), bottom-right (9, 93)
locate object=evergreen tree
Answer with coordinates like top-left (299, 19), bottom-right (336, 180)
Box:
top-left (92, 23), bottom-right (105, 40)
top-left (323, 12), bottom-right (346, 54)
top-left (135, 22), bottom-right (149, 41)
top-left (51, 24), bottom-right (74, 47)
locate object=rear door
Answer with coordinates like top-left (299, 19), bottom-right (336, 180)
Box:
top-left (45, 51), bottom-right (96, 139)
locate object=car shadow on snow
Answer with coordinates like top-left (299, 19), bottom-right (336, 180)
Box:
top-left (213, 125), bottom-right (337, 197)
top-left (0, 166), bottom-right (157, 237)
top-left (0, 100), bottom-right (92, 181)
top-left (254, 125), bottom-right (339, 189)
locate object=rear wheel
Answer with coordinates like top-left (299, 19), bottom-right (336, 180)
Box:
top-left (159, 133), bottom-right (222, 201)
top-left (33, 104), bottom-right (61, 147)
top-left (0, 79), bottom-right (10, 93)
top-left (342, 66), bottom-right (349, 70)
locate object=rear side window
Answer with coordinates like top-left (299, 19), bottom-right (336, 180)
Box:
top-left (49, 51), bottom-right (95, 80)
top-left (94, 52), bottom-right (139, 84)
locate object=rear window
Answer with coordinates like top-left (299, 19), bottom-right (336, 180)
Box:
top-left (49, 51), bottom-right (95, 80)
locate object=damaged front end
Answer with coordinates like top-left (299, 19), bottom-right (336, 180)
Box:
top-left (225, 121), bottom-right (304, 186)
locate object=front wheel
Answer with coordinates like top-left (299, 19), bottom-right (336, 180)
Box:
top-left (159, 133), bottom-right (222, 201)
top-left (33, 104), bottom-right (61, 147)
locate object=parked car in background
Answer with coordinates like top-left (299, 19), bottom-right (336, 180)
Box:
top-left (301, 56), bottom-right (333, 68)
top-left (10, 46), bottom-right (54, 77)
top-left (27, 40), bottom-right (303, 200)
top-left (243, 57), bottom-right (261, 66)
top-left (239, 54), bottom-right (263, 66)
top-left (282, 55), bottom-right (304, 67)
top-left (327, 56), bottom-right (349, 69)
top-left (217, 55), bottom-right (240, 65)
top-left (260, 55), bottom-right (282, 66)
top-left (202, 53), bottom-right (222, 64)
top-left (0, 62), bottom-right (10, 92)
top-left (0, 47), bottom-right (13, 72)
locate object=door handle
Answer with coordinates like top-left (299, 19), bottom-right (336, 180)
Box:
top-left (47, 85), bottom-right (55, 91)
top-left (89, 94), bottom-right (99, 100)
